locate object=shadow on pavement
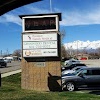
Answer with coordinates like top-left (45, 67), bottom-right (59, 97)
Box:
top-left (89, 90), bottom-right (100, 95)
top-left (78, 87), bottom-right (100, 95)
top-left (63, 87), bottom-right (100, 95)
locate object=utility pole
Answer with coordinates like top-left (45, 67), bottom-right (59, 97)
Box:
top-left (50, 0), bottom-right (52, 12)
top-left (6, 49), bottom-right (9, 56)
top-left (0, 50), bottom-right (2, 56)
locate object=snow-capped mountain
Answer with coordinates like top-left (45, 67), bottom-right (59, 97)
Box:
top-left (64, 40), bottom-right (100, 50)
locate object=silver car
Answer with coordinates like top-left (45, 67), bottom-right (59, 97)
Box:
top-left (62, 66), bottom-right (87, 75)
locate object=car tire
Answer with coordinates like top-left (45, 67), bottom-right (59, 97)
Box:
top-left (4, 64), bottom-right (7, 67)
top-left (66, 82), bottom-right (75, 91)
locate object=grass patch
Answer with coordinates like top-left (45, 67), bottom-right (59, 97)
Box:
top-left (0, 73), bottom-right (100, 100)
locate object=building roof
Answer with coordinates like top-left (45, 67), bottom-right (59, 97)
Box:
top-left (0, 0), bottom-right (41, 16)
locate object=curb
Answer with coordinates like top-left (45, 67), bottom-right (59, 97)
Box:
top-left (1, 69), bottom-right (22, 78)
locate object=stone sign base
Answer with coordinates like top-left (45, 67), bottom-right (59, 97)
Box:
top-left (21, 58), bottom-right (61, 91)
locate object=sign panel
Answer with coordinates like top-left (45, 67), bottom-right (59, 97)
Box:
top-left (22, 33), bottom-right (58, 57)
top-left (23, 49), bottom-right (58, 57)
top-left (23, 41), bottom-right (57, 49)
top-left (23, 33), bottom-right (57, 41)
top-left (22, 15), bottom-right (59, 32)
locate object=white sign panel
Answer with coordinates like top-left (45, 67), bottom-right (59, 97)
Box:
top-left (23, 49), bottom-right (58, 57)
top-left (23, 33), bottom-right (57, 41)
top-left (23, 41), bottom-right (57, 49)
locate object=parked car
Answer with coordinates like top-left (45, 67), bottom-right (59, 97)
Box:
top-left (0, 59), bottom-right (7, 67)
top-left (62, 67), bottom-right (100, 91)
top-left (62, 66), bottom-right (87, 75)
top-left (64, 59), bottom-right (80, 66)
top-left (3, 59), bottom-right (11, 63)
top-left (62, 63), bottom-right (86, 71)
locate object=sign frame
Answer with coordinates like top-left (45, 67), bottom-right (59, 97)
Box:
top-left (22, 15), bottom-right (59, 32)
top-left (22, 33), bottom-right (59, 58)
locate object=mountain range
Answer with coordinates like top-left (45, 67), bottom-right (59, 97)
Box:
top-left (64, 40), bottom-right (100, 50)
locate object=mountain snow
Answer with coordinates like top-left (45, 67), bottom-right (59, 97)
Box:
top-left (64, 40), bottom-right (100, 50)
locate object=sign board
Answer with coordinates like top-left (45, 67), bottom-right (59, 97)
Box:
top-left (23, 33), bottom-right (57, 41)
top-left (23, 41), bottom-right (57, 49)
top-left (22, 33), bottom-right (58, 57)
top-left (22, 15), bottom-right (59, 32)
top-left (23, 49), bottom-right (58, 57)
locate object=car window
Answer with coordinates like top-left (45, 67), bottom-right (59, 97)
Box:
top-left (92, 70), bottom-right (100, 75)
top-left (76, 64), bottom-right (86, 66)
top-left (73, 68), bottom-right (84, 75)
top-left (81, 70), bottom-right (87, 75)
top-left (72, 61), bottom-right (76, 62)
top-left (81, 69), bottom-right (92, 75)
top-left (72, 67), bottom-right (80, 71)
top-left (74, 68), bottom-right (80, 71)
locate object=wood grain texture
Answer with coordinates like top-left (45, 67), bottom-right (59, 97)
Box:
top-left (21, 58), bottom-right (61, 91)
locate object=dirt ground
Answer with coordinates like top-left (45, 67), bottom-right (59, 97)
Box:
top-left (80, 59), bottom-right (100, 67)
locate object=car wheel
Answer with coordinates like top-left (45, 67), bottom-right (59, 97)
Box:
top-left (4, 64), bottom-right (7, 67)
top-left (66, 82), bottom-right (75, 91)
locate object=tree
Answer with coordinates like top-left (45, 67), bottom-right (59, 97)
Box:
top-left (96, 47), bottom-right (100, 58)
top-left (12, 49), bottom-right (21, 57)
top-left (61, 45), bottom-right (67, 58)
top-left (60, 29), bottom-right (71, 59)
top-left (60, 29), bottom-right (66, 43)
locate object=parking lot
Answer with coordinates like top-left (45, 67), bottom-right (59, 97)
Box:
top-left (80, 59), bottom-right (100, 67)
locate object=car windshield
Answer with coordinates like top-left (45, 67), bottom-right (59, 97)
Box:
top-left (72, 68), bottom-right (84, 75)
top-left (72, 67), bottom-right (80, 71)
top-left (62, 73), bottom-right (75, 77)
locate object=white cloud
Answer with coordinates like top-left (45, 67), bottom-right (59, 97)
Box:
top-left (0, 6), bottom-right (50, 26)
top-left (25, 5), bottom-right (50, 14)
top-left (60, 8), bottom-right (100, 26)
top-left (0, 13), bottom-right (21, 26)
top-left (1, 3), bottom-right (100, 26)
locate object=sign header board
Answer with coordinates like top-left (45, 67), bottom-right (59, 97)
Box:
top-left (22, 15), bottom-right (59, 32)
top-left (23, 33), bottom-right (57, 41)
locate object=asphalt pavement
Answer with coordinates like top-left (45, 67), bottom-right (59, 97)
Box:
top-left (0, 61), bottom-right (21, 73)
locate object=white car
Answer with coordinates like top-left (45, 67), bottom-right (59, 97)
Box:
top-left (62, 66), bottom-right (87, 75)
top-left (64, 59), bottom-right (80, 66)
top-left (3, 59), bottom-right (11, 63)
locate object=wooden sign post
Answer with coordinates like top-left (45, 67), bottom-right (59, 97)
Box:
top-left (19, 13), bottom-right (62, 91)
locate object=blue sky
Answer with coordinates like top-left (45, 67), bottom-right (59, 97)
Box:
top-left (0, 0), bottom-right (100, 54)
